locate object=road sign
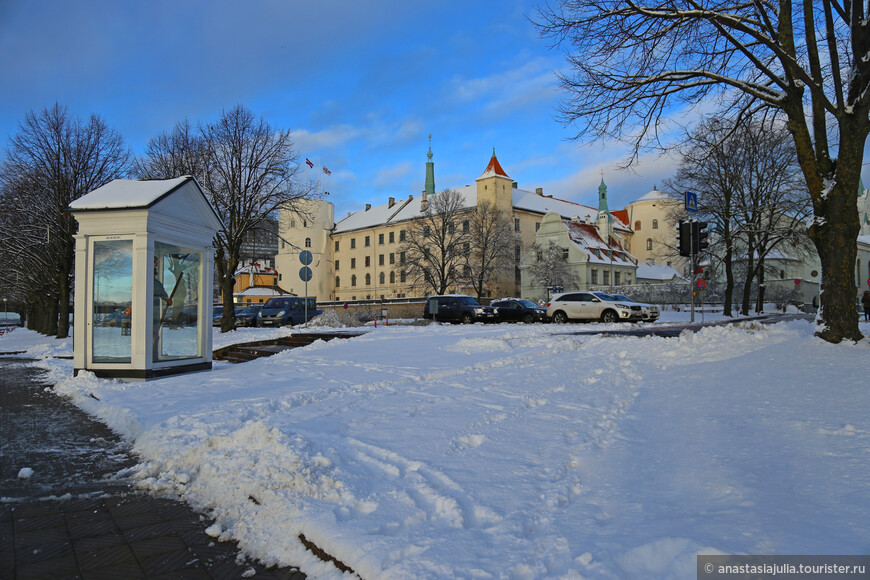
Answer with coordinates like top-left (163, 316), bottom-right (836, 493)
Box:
top-left (795, 279), bottom-right (801, 285)
top-left (697, 279), bottom-right (707, 289)
top-left (299, 250), bottom-right (313, 265)
top-left (685, 191), bottom-right (699, 213)
top-left (299, 266), bottom-right (312, 282)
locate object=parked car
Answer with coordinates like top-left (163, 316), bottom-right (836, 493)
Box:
top-left (546, 291), bottom-right (643, 324)
top-left (234, 303), bottom-right (263, 327)
top-left (423, 295), bottom-right (497, 324)
top-left (608, 293), bottom-right (661, 322)
top-left (491, 298), bottom-right (548, 323)
top-left (257, 296), bottom-right (318, 326)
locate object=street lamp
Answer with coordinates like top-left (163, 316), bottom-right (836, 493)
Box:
top-left (3, 298), bottom-right (7, 326)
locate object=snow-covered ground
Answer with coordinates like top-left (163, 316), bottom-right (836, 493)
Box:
top-left (3, 315), bottom-right (870, 579)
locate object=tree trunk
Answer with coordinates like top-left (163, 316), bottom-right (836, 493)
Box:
top-left (723, 236), bottom-right (734, 317)
top-left (56, 248), bottom-right (73, 339)
top-left (219, 249), bottom-right (238, 333)
top-left (809, 182), bottom-right (862, 343)
top-left (756, 266), bottom-right (766, 313)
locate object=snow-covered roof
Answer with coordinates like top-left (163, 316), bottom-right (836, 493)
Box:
top-left (636, 263), bottom-right (684, 281)
top-left (235, 264), bottom-right (277, 276)
top-left (564, 221), bottom-right (636, 266)
top-left (234, 286), bottom-right (288, 297)
top-left (633, 188), bottom-right (674, 203)
top-left (70, 176), bottom-right (192, 210)
top-left (858, 235), bottom-right (870, 246)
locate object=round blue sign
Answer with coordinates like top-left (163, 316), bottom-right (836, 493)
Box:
top-left (299, 250), bottom-right (313, 265)
top-left (299, 266), bottom-right (312, 282)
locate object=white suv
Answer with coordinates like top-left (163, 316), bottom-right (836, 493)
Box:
top-left (609, 293), bottom-right (660, 322)
top-left (547, 291), bottom-right (643, 323)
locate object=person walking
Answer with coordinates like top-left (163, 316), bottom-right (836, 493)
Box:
top-left (862, 290), bottom-right (870, 323)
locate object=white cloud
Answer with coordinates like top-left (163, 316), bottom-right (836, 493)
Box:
top-left (373, 162), bottom-right (414, 189)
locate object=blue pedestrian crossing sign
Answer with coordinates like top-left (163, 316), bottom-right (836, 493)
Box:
top-left (685, 191), bottom-right (699, 213)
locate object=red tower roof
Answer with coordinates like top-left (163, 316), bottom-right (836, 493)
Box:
top-left (477, 150), bottom-right (510, 180)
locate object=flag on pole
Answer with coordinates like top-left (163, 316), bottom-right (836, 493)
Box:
top-left (306, 158), bottom-right (314, 168)
top-left (323, 166), bottom-right (331, 175)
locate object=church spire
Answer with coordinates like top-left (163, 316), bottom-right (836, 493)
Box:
top-left (424, 134), bottom-right (435, 197)
top-left (598, 175), bottom-right (610, 216)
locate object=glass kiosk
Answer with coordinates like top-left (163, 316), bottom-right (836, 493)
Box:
top-left (71, 177), bottom-right (222, 380)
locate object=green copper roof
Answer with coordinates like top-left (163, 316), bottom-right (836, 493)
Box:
top-left (424, 143), bottom-right (435, 197)
top-left (598, 177), bottom-right (613, 221)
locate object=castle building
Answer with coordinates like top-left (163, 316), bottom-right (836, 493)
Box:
top-left (275, 148), bottom-right (624, 302)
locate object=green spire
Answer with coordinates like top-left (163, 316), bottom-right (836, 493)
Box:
top-left (598, 176), bottom-right (610, 216)
top-left (424, 136), bottom-right (435, 197)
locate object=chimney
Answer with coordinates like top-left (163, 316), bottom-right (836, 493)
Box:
top-left (585, 214), bottom-right (591, 224)
top-left (512, 181), bottom-right (518, 188)
top-left (365, 203), bottom-right (371, 211)
top-left (421, 190), bottom-right (428, 212)
top-left (388, 197), bottom-right (395, 208)
top-left (571, 216), bottom-right (581, 223)
top-left (536, 187), bottom-right (543, 196)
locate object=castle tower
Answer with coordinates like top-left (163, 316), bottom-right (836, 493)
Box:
top-left (596, 177), bottom-right (614, 242)
top-left (275, 198), bottom-right (335, 301)
top-left (475, 149), bottom-right (514, 213)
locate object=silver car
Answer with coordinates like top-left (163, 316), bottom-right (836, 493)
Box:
top-left (546, 291), bottom-right (642, 323)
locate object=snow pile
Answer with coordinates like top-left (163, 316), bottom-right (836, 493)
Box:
top-left (30, 319), bottom-right (870, 578)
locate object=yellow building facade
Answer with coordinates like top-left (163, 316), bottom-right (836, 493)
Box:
top-left (276, 150), bottom-right (617, 302)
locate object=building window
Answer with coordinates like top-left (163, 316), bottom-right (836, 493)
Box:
top-left (335, 240), bottom-right (339, 251)
top-left (615, 271), bottom-right (621, 284)
top-left (652, 219), bottom-right (659, 229)
top-left (389, 253), bottom-right (395, 265)
top-left (562, 248), bottom-right (569, 260)
top-left (389, 231), bottom-right (395, 243)
top-left (351, 258), bottom-right (356, 269)
top-left (463, 220), bottom-right (469, 232)
top-left (400, 229), bottom-right (406, 241)
top-left (625, 275), bottom-right (631, 284)
top-left (379, 272), bottom-right (385, 284)
top-left (379, 233), bottom-right (384, 245)
top-left (635, 220), bottom-right (641, 230)
top-left (365, 256), bottom-right (371, 267)
top-left (603, 270), bottom-right (610, 285)
top-left (365, 273), bottom-right (371, 286)
top-left (335, 260), bottom-right (339, 271)
top-left (536, 250), bottom-right (543, 262)
top-left (335, 276), bottom-right (340, 287)
top-left (390, 271), bottom-right (395, 284)
top-left (423, 225), bottom-right (430, 237)
top-left (400, 270), bottom-right (407, 282)
top-left (290, 220), bottom-right (296, 228)
top-left (351, 238), bottom-right (356, 249)
top-left (515, 266), bottom-right (521, 285)
top-left (305, 237), bottom-right (312, 248)
top-left (591, 269), bottom-right (598, 284)
top-left (646, 238), bottom-right (653, 251)
top-left (379, 254), bottom-right (384, 266)
top-left (365, 235), bottom-right (371, 247)
top-left (351, 275), bottom-right (357, 287)
top-left (515, 218), bottom-right (521, 232)
top-left (400, 252), bottom-right (406, 264)
top-left (463, 243), bottom-right (470, 256)
top-left (535, 222), bottom-right (540, 231)
top-left (281, 240), bottom-right (285, 249)
top-left (515, 245), bottom-right (521, 261)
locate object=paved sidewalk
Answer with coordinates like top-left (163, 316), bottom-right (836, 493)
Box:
top-left (0, 358), bottom-right (306, 579)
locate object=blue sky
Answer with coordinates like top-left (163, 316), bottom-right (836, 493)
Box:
top-left (2, 0), bottom-right (699, 220)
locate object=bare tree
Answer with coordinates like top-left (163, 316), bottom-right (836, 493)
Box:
top-left (536, 1), bottom-right (870, 343)
top-left (0, 103), bottom-right (131, 337)
top-left (463, 201), bottom-right (518, 299)
top-left (526, 240), bottom-right (579, 293)
top-left (398, 189), bottom-right (471, 296)
top-left (668, 116), bottom-right (811, 315)
top-left (136, 105), bottom-right (310, 332)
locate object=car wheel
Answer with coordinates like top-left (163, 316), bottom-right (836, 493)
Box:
top-left (462, 313), bottom-right (474, 324)
top-left (552, 311), bottom-right (568, 324)
top-left (523, 314), bottom-right (534, 324)
top-left (600, 310), bottom-right (617, 323)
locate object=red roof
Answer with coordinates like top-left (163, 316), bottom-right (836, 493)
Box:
top-left (478, 153), bottom-right (510, 180)
top-left (612, 209), bottom-right (629, 227)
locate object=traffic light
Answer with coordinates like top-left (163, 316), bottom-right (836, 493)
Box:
top-left (677, 220), bottom-right (692, 257)
top-left (692, 221), bottom-right (709, 252)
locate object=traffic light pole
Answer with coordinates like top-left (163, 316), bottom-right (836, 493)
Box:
top-left (689, 218), bottom-right (695, 323)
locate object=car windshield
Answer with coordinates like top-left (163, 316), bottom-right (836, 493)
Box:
top-left (264, 299), bottom-right (291, 309)
top-left (238, 305), bottom-right (261, 315)
top-left (517, 299), bottom-right (538, 308)
top-left (456, 296), bottom-right (481, 306)
top-left (592, 292), bottom-right (617, 301)
top-left (611, 294), bottom-right (633, 302)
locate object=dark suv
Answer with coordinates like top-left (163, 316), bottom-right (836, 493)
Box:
top-left (491, 298), bottom-right (548, 323)
top-left (423, 295), bottom-right (497, 324)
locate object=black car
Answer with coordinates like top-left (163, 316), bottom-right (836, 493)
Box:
top-left (234, 303), bottom-right (263, 327)
top-left (491, 298), bottom-right (548, 323)
top-left (423, 295), bottom-right (497, 324)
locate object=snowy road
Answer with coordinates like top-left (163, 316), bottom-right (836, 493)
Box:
top-left (11, 318), bottom-right (870, 579)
